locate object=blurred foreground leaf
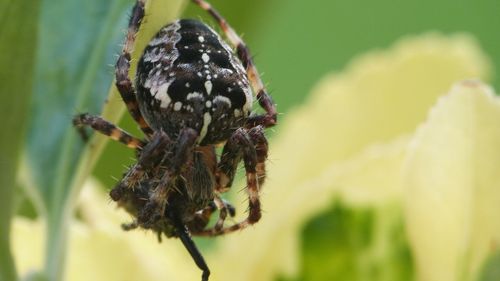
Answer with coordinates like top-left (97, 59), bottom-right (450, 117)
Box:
top-left (0, 0), bottom-right (39, 280)
top-left (22, 0), bottom-right (187, 280)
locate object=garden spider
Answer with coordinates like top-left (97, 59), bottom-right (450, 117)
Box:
top-left (73, 0), bottom-right (277, 280)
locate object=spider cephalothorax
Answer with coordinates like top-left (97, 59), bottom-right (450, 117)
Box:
top-left (73, 0), bottom-right (276, 280)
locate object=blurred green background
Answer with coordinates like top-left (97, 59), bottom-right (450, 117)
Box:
top-left (2, 0), bottom-right (500, 280)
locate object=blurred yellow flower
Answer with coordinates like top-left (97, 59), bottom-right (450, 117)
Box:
top-left (13, 32), bottom-right (500, 281)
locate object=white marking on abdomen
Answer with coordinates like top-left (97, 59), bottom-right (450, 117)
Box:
top-left (213, 96), bottom-right (232, 107)
top-left (234, 109), bottom-right (242, 117)
top-left (198, 112), bottom-right (212, 143)
top-left (154, 81), bottom-right (172, 108)
top-left (186, 91), bottom-right (203, 100)
top-left (173, 101), bottom-right (182, 111)
top-left (205, 80), bottom-right (213, 95)
top-left (242, 86), bottom-right (253, 114)
top-left (202, 53), bottom-right (210, 63)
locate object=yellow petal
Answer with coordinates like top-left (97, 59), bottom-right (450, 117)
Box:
top-left (404, 80), bottom-right (500, 281)
top-left (331, 136), bottom-right (409, 206)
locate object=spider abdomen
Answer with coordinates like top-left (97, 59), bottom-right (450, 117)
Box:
top-left (136, 19), bottom-right (253, 144)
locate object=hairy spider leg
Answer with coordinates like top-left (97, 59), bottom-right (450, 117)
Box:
top-left (138, 128), bottom-right (199, 227)
top-left (212, 196), bottom-right (232, 231)
top-left (73, 113), bottom-right (144, 149)
top-left (189, 197), bottom-right (236, 233)
top-left (189, 201), bottom-right (218, 232)
top-left (110, 131), bottom-right (172, 202)
top-left (170, 211), bottom-right (210, 281)
top-left (248, 126), bottom-right (268, 188)
top-left (121, 221), bottom-right (139, 231)
top-left (194, 127), bottom-right (268, 236)
top-left (191, 0), bottom-right (277, 128)
top-left (115, 0), bottom-right (155, 137)
top-left (214, 126), bottom-right (267, 192)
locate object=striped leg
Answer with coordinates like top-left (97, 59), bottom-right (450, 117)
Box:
top-left (197, 196), bottom-right (236, 234)
top-left (73, 113), bottom-right (144, 149)
top-left (212, 196), bottom-right (237, 231)
top-left (192, 0), bottom-right (277, 128)
top-left (115, 0), bottom-right (154, 137)
top-left (215, 126), bottom-right (267, 192)
top-left (188, 201), bottom-right (218, 233)
top-left (248, 126), bottom-right (268, 187)
top-left (193, 128), bottom-right (265, 236)
top-left (188, 197), bottom-right (235, 234)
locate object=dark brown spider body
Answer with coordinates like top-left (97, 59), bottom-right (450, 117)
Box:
top-left (112, 143), bottom-right (218, 238)
top-left (73, 1), bottom-right (277, 280)
top-left (136, 19), bottom-right (252, 145)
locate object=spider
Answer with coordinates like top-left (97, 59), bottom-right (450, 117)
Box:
top-left (73, 0), bottom-right (277, 280)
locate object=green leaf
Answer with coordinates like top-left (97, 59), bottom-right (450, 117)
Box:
top-left (0, 0), bottom-right (40, 280)
top-left (23, 0), bottom-right (187, 280)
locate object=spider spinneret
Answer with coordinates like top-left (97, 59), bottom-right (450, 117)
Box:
top-left (73, 0), bottom-right (277, 280)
